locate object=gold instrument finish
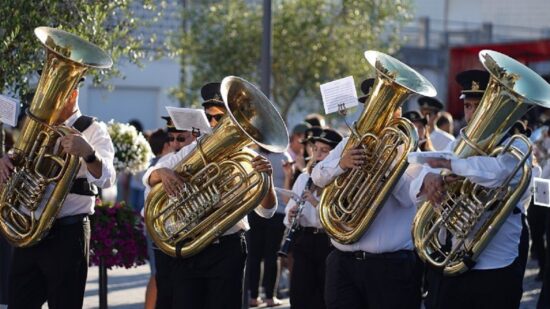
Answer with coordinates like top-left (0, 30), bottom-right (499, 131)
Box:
top-left (319, 51), bottom-right (437, 244)
top-left (145, 76), bottom-right (289, 258)
top-left (413, 50), bottom-right (550, 275)
top-left (0, 27), bottom-right (112, 247)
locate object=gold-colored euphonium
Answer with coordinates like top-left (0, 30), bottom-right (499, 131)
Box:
top-left (0, 27), bottom-right (112, 247)
top-left (319, 50), bottom-right (437, 244)
top-left (145, 76), bottom-right (289, 258)
top-left (412, 50), bottom-right (550, 275)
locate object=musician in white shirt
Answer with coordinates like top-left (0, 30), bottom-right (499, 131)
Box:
top-left (142, 82), bottom-right (276, 309)
top-left (0, 80), bottom-right (116, 309)
top-left (312, 108), bottom-right (423, 309)
top-left (284, 128), bottom-right (342, 309)
top-left (411, 69), bottom-right (534, 309)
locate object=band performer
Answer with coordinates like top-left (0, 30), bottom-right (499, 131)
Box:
top-left (2, 77), bottom-right (116, 309)
top-left (143, 82), bottom-right (278, 309)
top-left (284, 128), bottom-right (342, 309)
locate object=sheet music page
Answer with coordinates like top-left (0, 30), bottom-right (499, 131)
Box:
top-left (320, 76), bottom-right (358, 114)
top-left (534, 177), bottom-right (550, 207)
top-left (166, 106), bottom-right (212, 134)
top-left (0, 95), bottom-right (18, 127)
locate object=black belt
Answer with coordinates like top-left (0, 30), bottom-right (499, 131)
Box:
top-left (339, 249), bottom-right (412, 260)
top-left (299, 226), bottom-right (325, 234)
top-left (212, 230), bottom-right (245, 245)
top-left (55, 214), bottom-right (89, 226)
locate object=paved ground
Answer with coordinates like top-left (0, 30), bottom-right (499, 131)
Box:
top-left (30, 256), bottom-right (543, 308)
top-left (521, 257), bottom-right (543, 309)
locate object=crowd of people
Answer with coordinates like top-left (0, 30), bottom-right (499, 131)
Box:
top-left (1, 60), bottom-right (550, 309)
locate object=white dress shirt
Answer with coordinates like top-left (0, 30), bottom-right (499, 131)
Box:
top-left (283, 172), bottom-right (322, 229)
top-left (142, 141), bottom-right (277, 235)
top-left (311, 137), bottom-right (422, 253)
top-left (430, 127), bottom-right (455, 151)
top-left (33, 111), bottom-right (116, 218)
top-left (409, 136), bottom-right (538, 270)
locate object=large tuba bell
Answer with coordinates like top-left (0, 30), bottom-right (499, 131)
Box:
top-left (0, 27), bottom-right (112, 247)
top-left (412, 50), bottom-right (550, 275)
top-left (319, 50), bottom-right (436, 244)
top-left (145, 76), bottom-right (289, 258)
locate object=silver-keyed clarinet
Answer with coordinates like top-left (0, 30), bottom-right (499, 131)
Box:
top-left (278, 177), bottom-right (314, 257)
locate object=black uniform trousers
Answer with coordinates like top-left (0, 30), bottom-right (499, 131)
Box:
top-left (8, 216), bottom-right (90, 309)
top-left (247, 212), bottom-right (286, 299)
top-left (0, 235), bottom-right (12, 305)
top-left (289, 228), bottom-right (331, 309)
top-left (537, 211), bottom-right (550, 308)
top-left (425, 214), bottom-right (529, 309)
top-left (528, 201), bottom-right (549, 273)
top-left (324, 248), bottom-right (422, 309)
top-left (154, 248), bottom-right (175, 309)
top-left (172, 231), bottom-right (247, 309)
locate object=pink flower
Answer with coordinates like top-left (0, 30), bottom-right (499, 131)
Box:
top-left (89, 199), bottom-right (148, 269)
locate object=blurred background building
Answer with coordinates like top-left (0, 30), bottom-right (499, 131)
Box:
top-left (76, 0), bottom-right (550, 130)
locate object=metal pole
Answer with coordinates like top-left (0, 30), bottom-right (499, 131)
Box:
top-left (99, 258), bottom-right (108, 309)
top-left (260, 0), bottom-right (272, 98)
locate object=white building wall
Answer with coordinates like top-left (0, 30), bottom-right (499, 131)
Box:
top-left (78, 57), bottom-right (180, 131)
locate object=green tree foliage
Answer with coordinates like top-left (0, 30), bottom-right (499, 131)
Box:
top-left (0, 0), bottom-right (164, 102)
top-left (172, 0), bottom-right (412, 119)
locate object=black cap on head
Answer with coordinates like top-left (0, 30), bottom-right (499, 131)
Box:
top-left (201, 82), bottom-right (225, 108)
top-left (292, 123), bottom-right (310, 136)
top-left (455, 69), bottom-right (490, 99)
top-left (358, 78), bottom-right (375, 104)
top-left (312, 128), bottom-right (343, 148)
top-left (304, 113), bottom-right (325, 128)
top-left (161, 116), bottom-right (185, 133)
top-left (418, 96), bottom-right (444, 112)
top-left (301, 126), bottom-right (323, 144)
top-left (403, 110), bottom-right (427, 125)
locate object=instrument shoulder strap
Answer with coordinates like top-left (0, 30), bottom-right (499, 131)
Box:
top-left (72, 115), bottom-right (96, 133)
top-left (70, 115), bottom-right (98, 196)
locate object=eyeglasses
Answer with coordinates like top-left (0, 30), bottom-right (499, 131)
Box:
top-left (168, 136), bottom-right (186, 143)
top-left (206, 114), bottom-right (224, 122)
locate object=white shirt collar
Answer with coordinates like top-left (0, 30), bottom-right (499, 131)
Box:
top-left (65, 110), bottom-right (82, 127)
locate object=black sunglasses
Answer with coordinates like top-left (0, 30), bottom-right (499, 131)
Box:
top-left (206, 114), bottom-right (224, 122)
top-left (168, 136), bottom-right (186, 142)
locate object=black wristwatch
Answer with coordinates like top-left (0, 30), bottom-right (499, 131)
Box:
top-left (84, 150), bottom-right (97, 163)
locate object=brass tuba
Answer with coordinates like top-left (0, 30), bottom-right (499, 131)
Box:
top-left (412, 50), bottom-right (550, 275)
top-left (0, 27), bottom-right (112, 247)
top-left (145, 76), bottom-right (289, 258)
top-left (319, 50), bottom-right (437, 244)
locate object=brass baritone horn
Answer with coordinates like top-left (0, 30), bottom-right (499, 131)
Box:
top-left (145, 76), bottom-right (289, 258)
top-left (0, 27), bottom-right (112, 247)
top-left (319, 50), bottom-right (437, 244)
top-left (412, 50), bottom-right (550, 275)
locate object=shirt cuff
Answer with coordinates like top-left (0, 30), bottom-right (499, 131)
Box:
top-left (409, 166), bottom-right (439, 204)
top-left (254, 203), bottom-right (277, 219)
top-left (450, 158), bottom-right (498, 179)
top-left (85, 160), bottom-right (115, 189)
top-left (321, 158), bottom-right (346, 178)
top-left (142, 164), bottom-right (162, 192)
